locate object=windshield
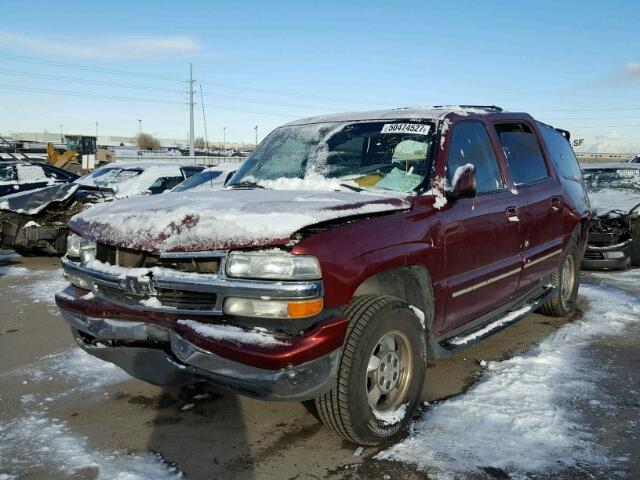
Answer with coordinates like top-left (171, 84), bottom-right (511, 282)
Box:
top-left (172, 170), bottom-right (224, 192)
top-left (227, 120), bottom-right (434, 192)
top-left (76, 167), bottom-right (143, 188)
top-left (582, 168), bottom-right (640, 193)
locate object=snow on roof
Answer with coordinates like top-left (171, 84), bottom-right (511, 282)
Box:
top-left (284, 106), bottom-right (499, 126)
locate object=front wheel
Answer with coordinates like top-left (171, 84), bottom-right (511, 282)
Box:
top-left (313, 295), bottom-right (427, 445)
top-left (537, 241), bottom-right (580, 317)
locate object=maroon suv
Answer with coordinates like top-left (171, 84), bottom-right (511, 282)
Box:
top-left (56, 106), bottom-right (591, 445)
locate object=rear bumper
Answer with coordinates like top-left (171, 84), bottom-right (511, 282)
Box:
top-left (56, 285), bottom-right (346, 401)
top-left (581, 240), bottom-right (632, 270)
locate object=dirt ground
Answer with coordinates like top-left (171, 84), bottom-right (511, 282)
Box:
top-left (0, 254), bottom-right (638, 480)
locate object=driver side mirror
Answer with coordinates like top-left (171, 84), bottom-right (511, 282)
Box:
top-left (448, 164), bottom-right (477, 200)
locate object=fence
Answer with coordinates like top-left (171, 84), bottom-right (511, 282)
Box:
top-left (114, 155), bottom-right (247, 166)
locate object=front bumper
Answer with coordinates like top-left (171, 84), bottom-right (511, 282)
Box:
top-left (581, 239), bottom-right (632, 270)
top-left (56, 285), bottom-right (347, 401)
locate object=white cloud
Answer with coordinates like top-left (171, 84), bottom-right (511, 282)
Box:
top-left (604, 130), bottom-right (622, 140)
top-left (0, 32), bottom-right (201, 60)
top-left (626, 62), bottom-right (640, 78)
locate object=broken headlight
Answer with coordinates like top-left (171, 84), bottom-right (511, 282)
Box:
top-left (225, 251), bottom-right (321, 280)
top-left (66, 233), bottom-right (96, 263)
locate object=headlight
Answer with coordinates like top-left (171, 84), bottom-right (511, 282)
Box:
top-left (226, 251), bottom-right (321, 280)
top-left (66, 233), bottom-right (96, 263)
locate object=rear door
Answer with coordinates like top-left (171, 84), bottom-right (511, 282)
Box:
top-left (442, 121), bottom-right (521, 330)
top-left (494, 122), bottom-right (563, 295)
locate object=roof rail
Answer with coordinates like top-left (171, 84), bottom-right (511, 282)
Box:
top-left (433, 105), bottom-right (503, 112)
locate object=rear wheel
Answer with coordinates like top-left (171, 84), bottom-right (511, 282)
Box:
top-left (313, 295), bottom-right (427, 445)
top-left (537, 241), bottom-right (580, 317)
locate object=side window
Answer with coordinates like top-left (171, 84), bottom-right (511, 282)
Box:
top-left (0, 165), bottom-right (17, 183)
top-left (42, 166), bottom-right (68, 181)
top-left (537, 124), bottom-right (582, 182)
top-left (181, 166), bottom-right (203, 179)
top-left (148, 176), bottom-right (184, 194)
top-left (447, 122), bottom-right (504, 194)
top-left (495, 123), bottom-right (549, 186)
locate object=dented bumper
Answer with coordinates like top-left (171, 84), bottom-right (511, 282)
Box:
top-left (56, 285), bottom-right (346, 400)
top-left (582, 239), bottom-right (632, 270)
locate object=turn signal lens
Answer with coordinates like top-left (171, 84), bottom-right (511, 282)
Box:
top-left (287, 299), bottom-right (324, 318)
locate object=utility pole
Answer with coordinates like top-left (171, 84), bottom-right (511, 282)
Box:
top-left (138, 119), bottom-right (142, 136)
top-left (189, 63), bottom-right (195, 157)
top-left (223, 127), bottom-right (226, 151)
top-left (95, 121), bottom-right (98, 137)
top-left (199, 83), bottom-right (208, 150)
top-left (59, 124), bottom-right (63, 143)
top-left (254, 125), bottom-right (258, 148)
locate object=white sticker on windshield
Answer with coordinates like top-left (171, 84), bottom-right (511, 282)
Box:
top-left (381, 123), bottom-right (430, 135)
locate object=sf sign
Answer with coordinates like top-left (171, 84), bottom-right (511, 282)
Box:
top-left (572, 138), bottom-right (585, 147)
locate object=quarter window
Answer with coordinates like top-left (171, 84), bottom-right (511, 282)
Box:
top-left (495, 123), bottom-right (549, 186)
top-left (537, 124), bottom-right (582, 182)
top-left (447, 122), bottom-right (504, 194)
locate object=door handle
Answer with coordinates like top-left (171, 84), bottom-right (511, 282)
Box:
top-left (550, 196), bottom-right (561, 212)
top-left (505, 206), bottom-right (519, 222)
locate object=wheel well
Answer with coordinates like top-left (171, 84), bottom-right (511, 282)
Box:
top-left (352, 265), bottom-right (435, 331)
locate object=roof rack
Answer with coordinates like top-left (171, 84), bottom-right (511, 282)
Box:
top-left (433, 105), bottom-right (503, 112)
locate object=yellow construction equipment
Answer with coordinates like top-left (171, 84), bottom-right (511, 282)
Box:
top-left (47, 135), bottom-right (104, 174)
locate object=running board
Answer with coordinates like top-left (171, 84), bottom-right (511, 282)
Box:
top-left (429, 286), bottom-right (555, 359)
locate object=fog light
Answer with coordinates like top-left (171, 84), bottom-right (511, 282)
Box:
top-left (224, 297), bottom-right (323, 319)
top-left (605, 251), bottom-right (625, 259)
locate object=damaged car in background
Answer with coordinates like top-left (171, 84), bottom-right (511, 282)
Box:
top-left (0, 161), bottom-right (203, 255)
top-left (581, 163), bottom-right (640, 269)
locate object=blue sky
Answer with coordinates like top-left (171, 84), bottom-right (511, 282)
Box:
top-left (0, 0), bottom-right (638, 151)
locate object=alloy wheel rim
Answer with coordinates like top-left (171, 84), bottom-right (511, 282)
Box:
top-left (366, 330), bottom-right (413, 414)
top-left (560, 254), bottom-right (575, 303)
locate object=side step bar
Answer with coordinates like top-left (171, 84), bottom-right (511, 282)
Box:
top-left (429, 286), bottom-right (555, 359)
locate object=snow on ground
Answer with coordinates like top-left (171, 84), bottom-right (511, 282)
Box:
top-left (377, 282), bottom-right (640, 478)
top-left (24, 348), bottom-right (130, 394)
top-left (1, 265), bottom-right (67, 304)
top-left (0, 410), bottom-right (182, 480)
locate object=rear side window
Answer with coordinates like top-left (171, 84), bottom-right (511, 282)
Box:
top-left (447, 122), bottom-right (504, 193)
top-left (495, 123), bottom-right (549, 186)
top-left (0, 165), bottom-right (17, 183)
top-left (537, 124), bottom-right (582, 182)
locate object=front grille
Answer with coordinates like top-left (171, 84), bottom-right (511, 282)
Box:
top-left (96, 284), bottom-right (217, 311)
top-left (95, 243), bottom-right (220, 273)
top-left (584, 251), bottom-right (604, 260)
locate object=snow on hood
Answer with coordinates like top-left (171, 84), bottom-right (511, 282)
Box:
top-left (70, 189), bottom-right (412, 252)
top-left (588, 189), bottom-right (640, 216)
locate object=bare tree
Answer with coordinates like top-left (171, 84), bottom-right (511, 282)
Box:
top-left (194, 136), bottom-right (206, 149)
top-left (135, 133), bottom-right (161, 150)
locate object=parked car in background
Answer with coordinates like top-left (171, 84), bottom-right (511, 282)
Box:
top-left (56, 106), bottom-right (590, 445)
top-left (581, 163), bottom-right (640, 269)
top-left (0, 161), bottom-right (204, 255)
top-left (171, 163), bottom-right (238, 192)
top-left (630, 154), bottom-right (640, 163)
top-left (0, 160), bottom-right (78, 197)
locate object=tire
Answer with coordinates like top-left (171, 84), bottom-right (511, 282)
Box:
top-left (537, 240), bottom-right (580, 317)
top-left (630, 228), bottom-right (640, 267)
top-left (313, 295), bottom-right (427, 445)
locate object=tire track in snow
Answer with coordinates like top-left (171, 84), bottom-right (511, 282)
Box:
top-left (377, 281), bottom-right (640, 478)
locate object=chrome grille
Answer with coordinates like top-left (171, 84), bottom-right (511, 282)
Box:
top-left (95, 243), bottom-right (220, 273)
top-left (96, 284), bottom-right (217, 311)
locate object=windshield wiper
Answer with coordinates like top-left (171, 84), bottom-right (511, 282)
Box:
top-left (339, 183), bottom-right (364, 192)
top-left (231, 181), bottom-right (266, 190)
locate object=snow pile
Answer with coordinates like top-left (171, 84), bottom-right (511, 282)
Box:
top-left (26, 348), bottom-right (130, 392)
top-left (377, 284), bottom-right (640, 477)
top-left (373, 403), bottom-right (408, 426)
top-left (178, 320), bottom-right (283, 347)
top-left (257, 174), bottom-right (359, 191)
top-left (70, 189), bottom-right (411, 252)
top-left (0, 411), bottom-right (182, 480)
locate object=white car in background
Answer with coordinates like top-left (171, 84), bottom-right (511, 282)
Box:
top-left (171, 163), bottom-right (238, 192)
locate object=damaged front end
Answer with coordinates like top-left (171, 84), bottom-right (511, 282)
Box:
top-left (582, 209), bottom-right (638, 269)
top-left (0, 184), bottom-right (95, 255)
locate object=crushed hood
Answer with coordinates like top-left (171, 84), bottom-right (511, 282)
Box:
top-left (0, 183), bottom-right (79, 215)
top-left (70, 189), bottom-right (412, 252)
top-left (588, 189), bottom-right (640, 217)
